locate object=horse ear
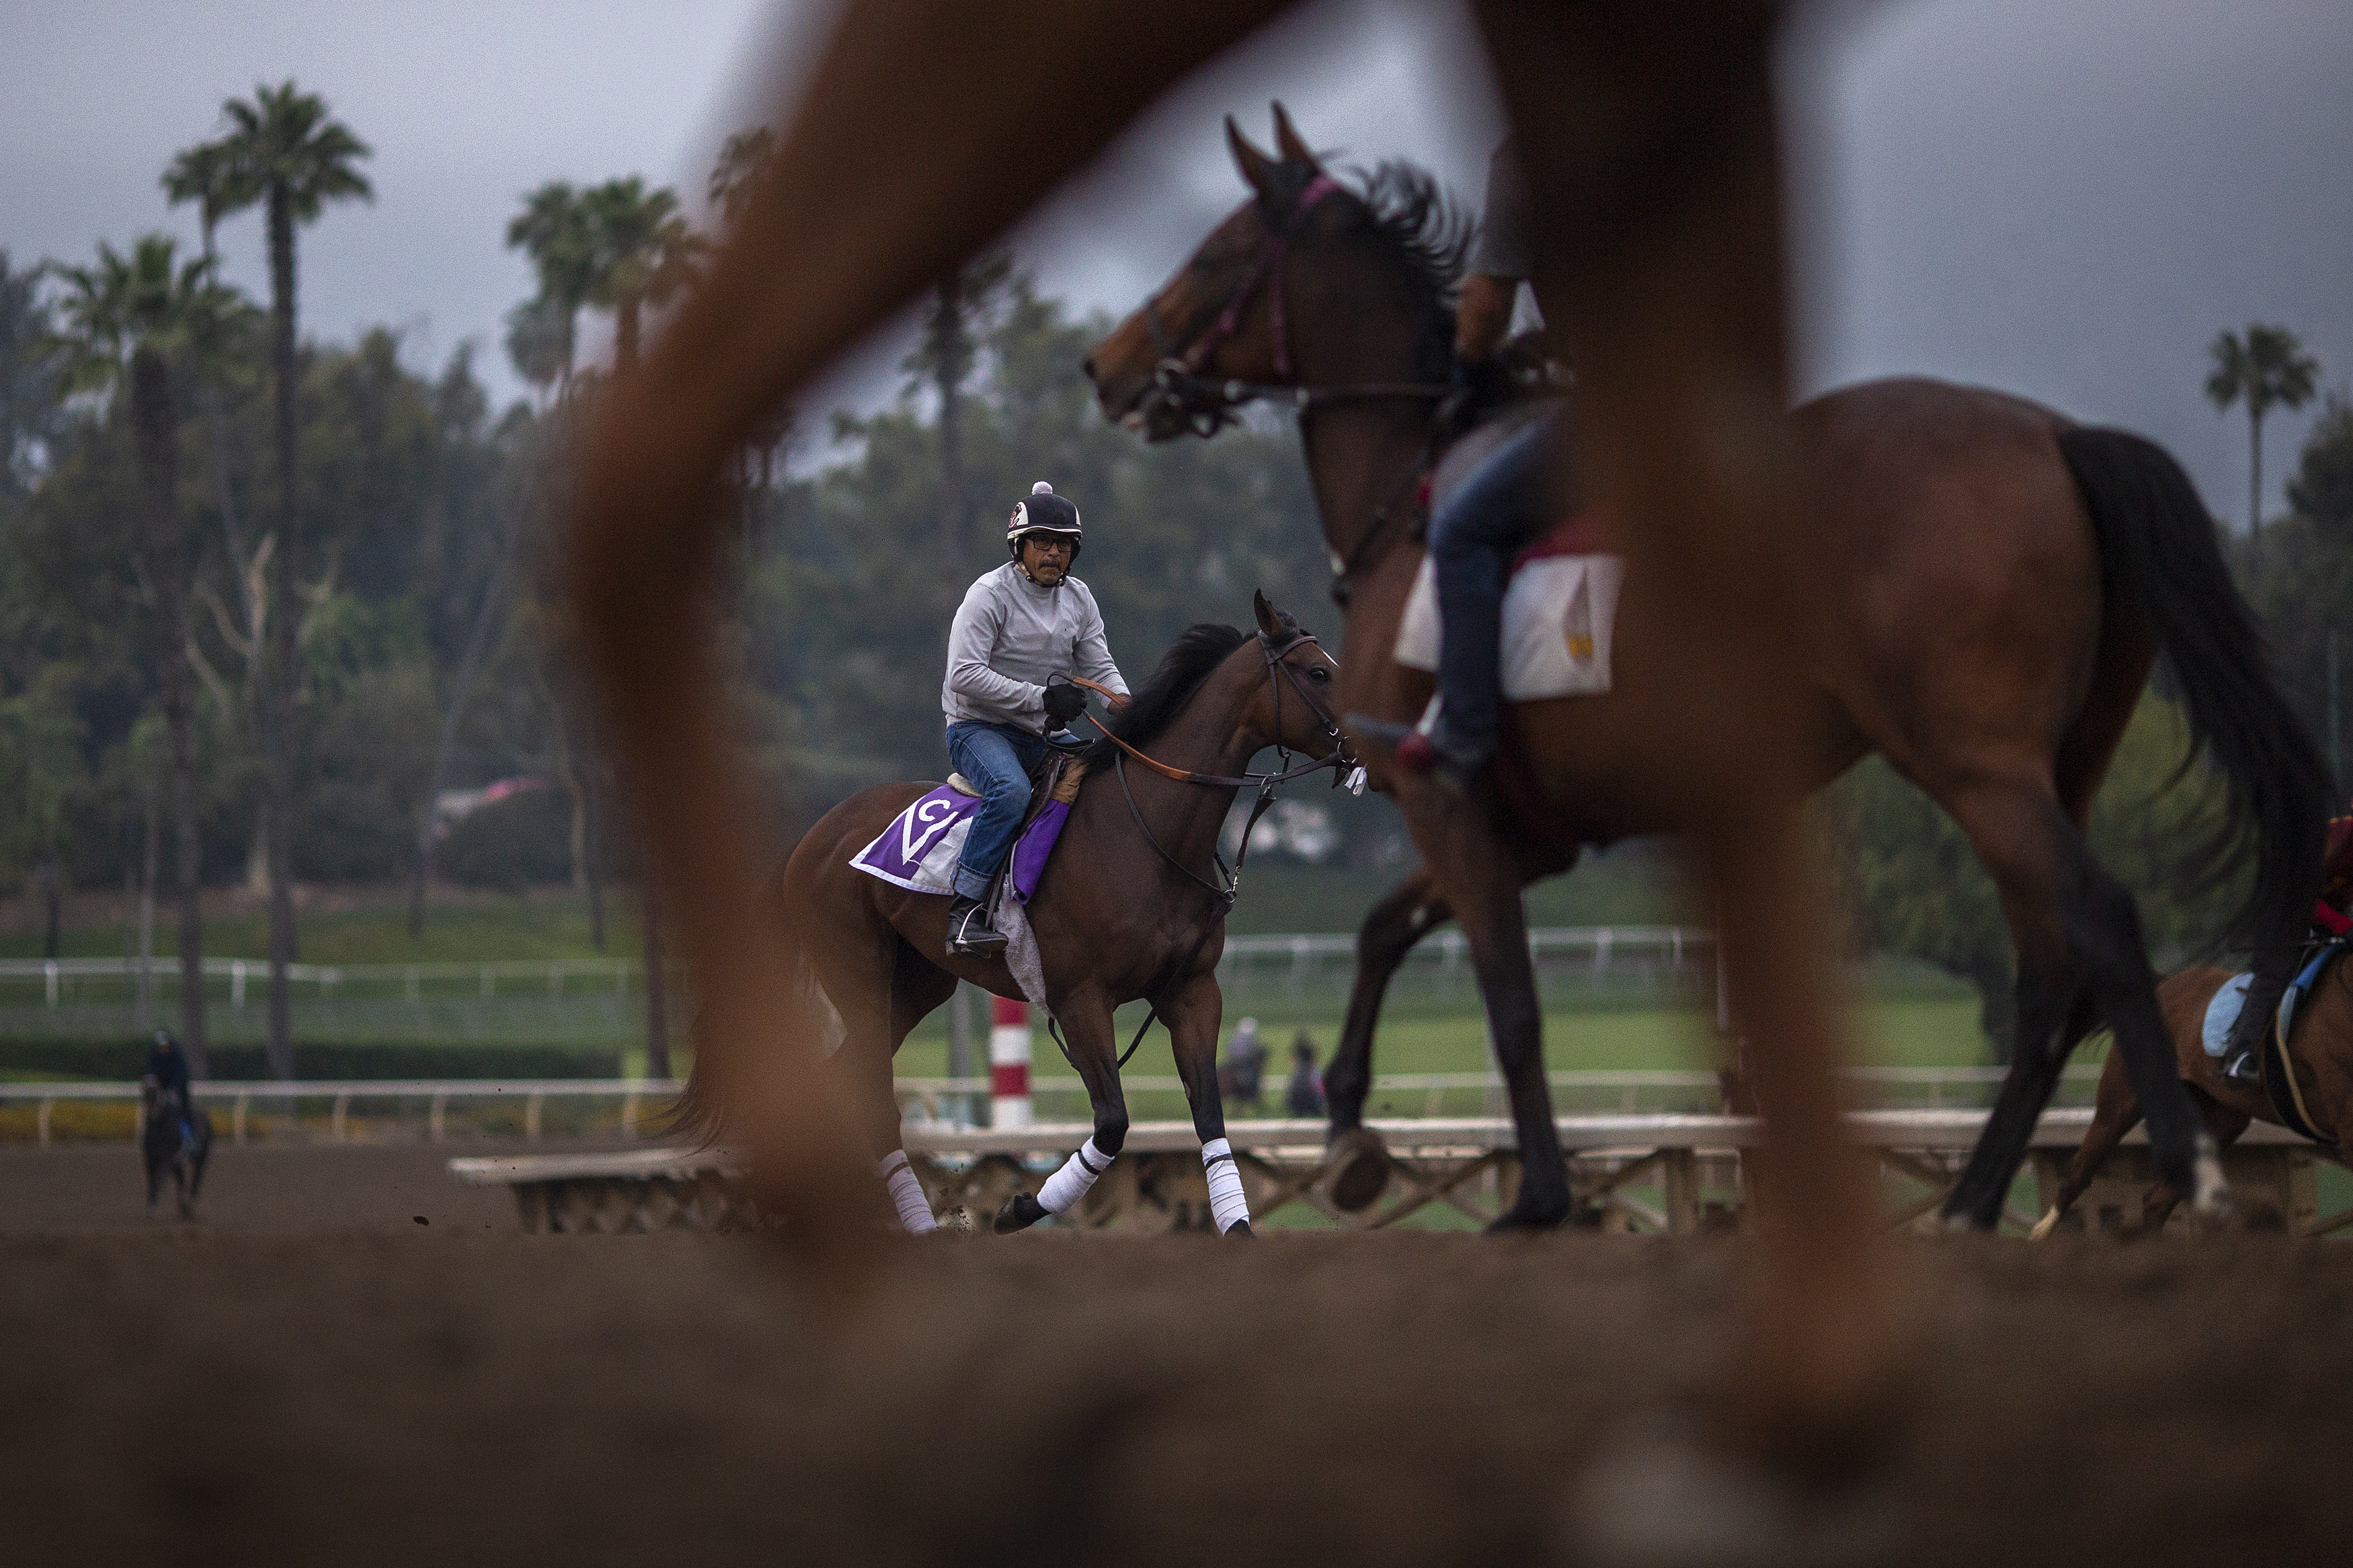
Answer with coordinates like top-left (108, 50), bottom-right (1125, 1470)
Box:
top-left (1271, 102), bottom-right (1318, 170)
top-left (1252, 589), bottom-right (1284, 638)
top-left (1227, 114), bottom-right (1280, 200)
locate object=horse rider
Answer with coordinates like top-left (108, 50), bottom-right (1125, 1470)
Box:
top-left (1394, 138), bottom-right (1568, 796)
top-left (143, 1029), bottom-right (196, 1147)
top-left (941, 480), bottom-right (1130, 956)
top-left (2221, 804), bottom-right (2353, 1085)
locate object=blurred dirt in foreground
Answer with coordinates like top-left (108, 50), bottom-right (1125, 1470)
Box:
top-left (3, 1147), bottom-right (2350, 1565)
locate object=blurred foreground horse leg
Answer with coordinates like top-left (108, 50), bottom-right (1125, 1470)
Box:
top-left (1473, 0), bottom-right (1897, 1469)
top-left (566, 2), bottom-right (1288, 1270)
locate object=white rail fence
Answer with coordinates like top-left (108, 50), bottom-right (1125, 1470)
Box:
top-left (1, 1063), bottom-right (2100, 1147)
top-left (0, 925), bottom-right (1715, 1007)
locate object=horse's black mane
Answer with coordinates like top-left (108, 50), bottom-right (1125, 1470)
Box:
top-left (1343, 160), bottom-right (1473, 380)
top-left (1077, 622), bottom-right (1251, 770)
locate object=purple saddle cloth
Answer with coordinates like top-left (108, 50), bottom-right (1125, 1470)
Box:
top-left (848, 784), bottom-right (1073, 904)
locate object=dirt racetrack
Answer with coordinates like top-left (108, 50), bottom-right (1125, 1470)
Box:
top-left (4, 1140), bottom-right (2352, 1565)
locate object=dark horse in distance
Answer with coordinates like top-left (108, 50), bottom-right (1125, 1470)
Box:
top-left (141, 1079), bottom-right (212, 1221)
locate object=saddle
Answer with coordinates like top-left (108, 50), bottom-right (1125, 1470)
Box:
top-left (2262, 933), bottom-right (2348, 1142)
top-left (943, 747), bottom-right (1088, 907)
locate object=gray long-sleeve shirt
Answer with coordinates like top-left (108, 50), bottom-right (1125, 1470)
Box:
top-left (942, 562), bottom-right (1129, 733)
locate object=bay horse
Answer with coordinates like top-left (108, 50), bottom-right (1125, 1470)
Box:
top-left (1082, 109), bottom-right (2333, 1232)
top-left (681, 593), bottom-right (1348, 1237)
top-left (141, 1080), bottom-right (212, 1221)
top-left (2033, 958), bottom-right (2353, 1237)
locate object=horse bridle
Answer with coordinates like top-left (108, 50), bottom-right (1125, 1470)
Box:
top-left (1138, 173), bottom-right (1455, 439)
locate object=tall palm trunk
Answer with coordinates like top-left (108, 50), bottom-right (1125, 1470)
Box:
top-left (2247, 404), bottom-right (2266, 559)
top-left (262, 183), bottom-right (301, 1081)
top-left (130, 346), bottom-right (210, 1077)
top-left (611, 296), bottom-right (665, 1075)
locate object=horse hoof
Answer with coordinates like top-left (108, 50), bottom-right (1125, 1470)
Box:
top-left (994, 1193), bottom-right (1048, 1235)
top-left (1486, 1200), bottom-right (1570, 1235)
top-left (1323, 1126), bottom-right (1392, 1212)
top-left (1226, 1220), bottom-right (1254, 1238)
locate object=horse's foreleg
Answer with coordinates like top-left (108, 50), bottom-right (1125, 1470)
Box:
top-left (2032, 1054), bottom-right (2141, 1239)
top-left (998, 993), bottom-right (1128, 1234)
top-left (1167, 975), bottom-right (1251, 1235)
top-left (1326, 868), bottom-right (1448, 1135)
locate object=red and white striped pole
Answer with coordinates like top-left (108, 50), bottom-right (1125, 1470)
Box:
top-left (990, 996), bottom-right (1032, 1128)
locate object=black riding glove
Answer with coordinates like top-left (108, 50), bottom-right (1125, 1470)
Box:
top-left (1042, 680), bottom-right (1088, 725)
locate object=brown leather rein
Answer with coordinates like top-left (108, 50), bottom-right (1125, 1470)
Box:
top-left (1064, 629), bottom-right (1357, 789)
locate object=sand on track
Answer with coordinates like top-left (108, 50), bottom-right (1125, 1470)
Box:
top-left (4, 1142), bottom-right (2351, 1566)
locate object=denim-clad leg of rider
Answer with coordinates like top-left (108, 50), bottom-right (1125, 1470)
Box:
top-left (946, 720), bottom-right (1045, 950)
top-left (1425, 409), bottom-right (1561, 786)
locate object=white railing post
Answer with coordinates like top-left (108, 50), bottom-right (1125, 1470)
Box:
top-left (233, 1093), bottom-right (249, 1143)
top-left (44, 960), bottom-right (58, 1007)
top-left (231, 960), bottom-right (246, 1009)
top-left (525, 1091), bottom-right (543, 1140)
top-left (38, 1097), bottom-right (53, 1146)
top-left (621, 1091), bottom-right (639, 1139)
top-left (331, 1093), bottom-right (350, 1140)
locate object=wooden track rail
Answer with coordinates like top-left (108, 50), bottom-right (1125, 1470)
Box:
top-left (448, 1112), bottom-right (2344, 1237)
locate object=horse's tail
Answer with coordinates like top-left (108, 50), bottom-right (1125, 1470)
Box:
top-left (2058, 424), bottom-right (2334, 958)
top-left (667, 866), bottom-right (844, 1147)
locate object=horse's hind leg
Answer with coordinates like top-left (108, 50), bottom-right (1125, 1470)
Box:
top-left (876, 942), bottom-right (958, 1235)
top-left (1940, 781), bottom-right (2213, 1227)
top-left (1166, 974), bottom-right (1251, 1235)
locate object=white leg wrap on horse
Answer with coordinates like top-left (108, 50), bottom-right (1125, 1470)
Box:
top-left (879, 1150), bottom-right (936, 1235)
top-left (1037, 1137), bottom-right (1112, 1214)
top-left (1201, 1137), bottom-right (1250, 1232)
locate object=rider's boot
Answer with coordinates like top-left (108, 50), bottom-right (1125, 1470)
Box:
top-left (946, 894), bottom-right (1007, 958)
top-left (2220, 964), bottom-right (2290, 1087)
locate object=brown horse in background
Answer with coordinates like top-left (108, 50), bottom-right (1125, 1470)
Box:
top-left (2035, 959), bottom-right (2353, 1236)
top-left (1084, 110), bottom-right (2333, 1231)
top-left (681, 594), bottom-right (1347, 1235)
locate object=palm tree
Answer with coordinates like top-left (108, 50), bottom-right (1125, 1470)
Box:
top-left (54, 235), bottom-right (248, 1077)
top-left (506, 182), bottom-right (598, 394)
top-left (580, 177), bottom-right (705, 374)
top-left (2206, 323), bottom-right (2321, 553)
top-left (575, 175), bottom-right (704, 1077)
top-left (167, 81), bottom-right (371, 1080)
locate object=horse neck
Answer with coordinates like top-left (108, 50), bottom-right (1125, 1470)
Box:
top-left (1111, 655), bottom-right (1264, 869)
top-left (1287, 260), bottom-right (1436, 571)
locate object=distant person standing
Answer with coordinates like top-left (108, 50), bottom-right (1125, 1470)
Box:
top-left (1218, 1017), bottom-right (1268, 1112)
top-left (1285, 1032), bottom-right (1326, 1119)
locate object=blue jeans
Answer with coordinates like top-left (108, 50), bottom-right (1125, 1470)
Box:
top-left (947, 721), bottom-right (1046, 901)
top-left (1429, 410), bottom-right (1560, 760)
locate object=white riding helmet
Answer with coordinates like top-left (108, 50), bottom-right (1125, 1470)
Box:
top-left (1006, 479), bottom-right (1082, 559)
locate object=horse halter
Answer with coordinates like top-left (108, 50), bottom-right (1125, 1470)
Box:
top-left (1140, 173), bottom-right (1453, 438)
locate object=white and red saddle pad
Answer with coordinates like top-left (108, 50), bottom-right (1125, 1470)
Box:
top-left (1392, 548), bottom-right (1624, 700)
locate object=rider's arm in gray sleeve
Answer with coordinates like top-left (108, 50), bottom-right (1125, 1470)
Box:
top-left (1071, 585), bottom-right (1129, 698)
top-left (946, 577), bottom-right (1046, 716)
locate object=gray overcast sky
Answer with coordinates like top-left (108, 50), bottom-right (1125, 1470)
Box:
top-left (3, 0), bottom-right (2348, 526)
